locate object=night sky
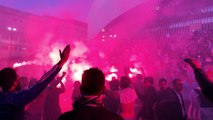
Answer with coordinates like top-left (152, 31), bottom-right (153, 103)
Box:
top-left (0, 0), bottom-right (144, 39)
top-left (0, 0), bottom-right (94, 22)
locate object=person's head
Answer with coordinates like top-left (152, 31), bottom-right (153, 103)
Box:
top-left (136, 74), bottom-right (143, 83)
top-left (80, 68), bottom-right (105, 96)
top-left (111, 76), bottom-right (117, 81)
top-left (143, 76), bottom-right (154, 88)
top-left (109, 79), bottom-right (120, 91)
top-left (120, 76), bottom-right (130, 89)
top-left (0, 67), bottom-right (18, 92)
top-left (159, 78), bottom-right (168, 90)
top-left (172, 78), bottom-right (183, 93)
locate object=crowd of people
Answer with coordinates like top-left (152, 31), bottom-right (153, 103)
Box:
top-left (0, 45), bottom-right (213, 120)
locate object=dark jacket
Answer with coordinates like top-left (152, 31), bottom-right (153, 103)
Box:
top-left (137, 86), bottom-right (158, 120)
top-left (165, 90), bottom-right (187, 120)
top-left (154, 88), bottom-right (174, 120)
top-left (58, 106), bottom-right (124, 120)
top-left (0, 65), bottom-right (61, 120)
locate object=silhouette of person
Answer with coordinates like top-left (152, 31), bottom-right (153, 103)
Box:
top-left (43, 72), bottom-right (66, 120)
top-left (154, 78), bottom-right (174, 120)
top-left (104, 79), bottom-right (120, 114)
top-left (134, 74), bottom-right (144, 120)
top-left (72, 81), bottom-right (81, 102)
top-left (170, 79), bottom-right (188, 120)
top-left (0, 45), bottom-right (70, 120)
top-left (58, 68), bottom-right (124, 120)
top-left (25, 78), bottom-right (46, 120)
top-left (119, 76), bottom-right (137, 120)
top-left (138, 77), bottom-right (157, 120)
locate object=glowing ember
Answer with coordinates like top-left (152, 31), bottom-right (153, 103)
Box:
top-left (128, 73), bottom-right (133, 78)
top-left (106, 73), bottom-right (118, 81)
top-left (13, 61), bottom-right (36, 68)
top-left (110, 66), bottom-right (118, 73)
top-left (130, 67), bottom-right (141, 74)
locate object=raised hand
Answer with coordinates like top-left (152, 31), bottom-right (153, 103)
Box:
top-left (58, 45), bottom-right (70, 68)
top-left (62, 72), bottom-right (67, 76)
top-left (184, 58), bottom-right (201, 69)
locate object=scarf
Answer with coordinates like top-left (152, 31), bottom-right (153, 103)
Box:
top-left (73, 94), bottom-right (104, 109)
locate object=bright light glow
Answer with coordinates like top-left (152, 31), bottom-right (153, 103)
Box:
top-left (106, 73), bottom-right (118, 81)
top-left (13, 61), bottom-right (28, 68)
top-left (102, 29), bottom-right (105, 32)
top-left (13, 61), bottom-right (36, 68)
top-left (110, 35), bottom-right (113, 37)
top-left (7, 27), bottom-right (12, 31)
top-left (130, 67), bottom-right (141, 74)
top-left (128, 73), bottom-right (133, 78)
top-left (70, 61), bottom-right (91, 81)
top-left (102, 35), bottom-right (105, 38)
top-left (73, 71), bottom-right (82, 81)
top-left (130, 68), bottom-right (137, 73)
top-left (114, 35), bottom-right (117, 38)
top-left (69, 41), bottom-right (91, 82)
top-left (110, 66), bottom-right (118, 72)
top-left (13, 28), bottom-right (17, 31)
top-left (102, 39), bottom-right (105, 41)
top-left (71, 41), bottom-right (88, 58)
top-left (48, 43), bottom-right (69, 81)
top-left (49, 48), bottom-right (60, 64)
top-left (56, 77), bottom-right (66, 88)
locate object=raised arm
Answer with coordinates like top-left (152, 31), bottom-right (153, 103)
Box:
top-left (59, 81), bottom-right (66, 93)
top-left (184, 58), bottom-right (213, 103)
top-left (49, 72), bottom-right (67, 88)
top-left (13, 45), bottom-right (70, 107)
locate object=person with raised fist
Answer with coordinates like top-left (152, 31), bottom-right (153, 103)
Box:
top-left (0, 45), bottom-right (70, 120)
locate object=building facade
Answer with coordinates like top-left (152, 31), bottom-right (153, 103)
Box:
top-left (0, 5), bottom-right (87, 66)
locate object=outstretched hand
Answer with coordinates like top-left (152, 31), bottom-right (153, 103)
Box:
top-left (184, 58), bottom-right (201, 69)
top-left (58, 45), bottom-right (70, 68)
